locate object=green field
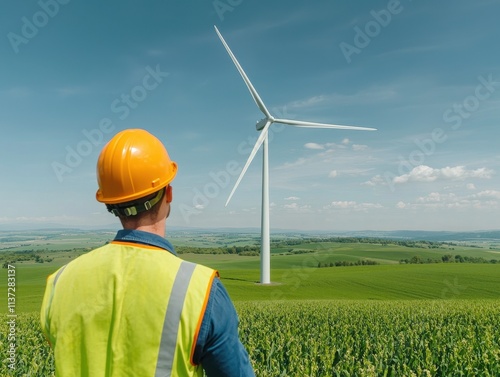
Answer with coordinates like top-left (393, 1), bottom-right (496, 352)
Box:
top-left (2, 261), bottom-right (500, 314)
top-left (1, 233), bottom-right (500, 376)
top-left (2, 242), bottom-right (500, 311)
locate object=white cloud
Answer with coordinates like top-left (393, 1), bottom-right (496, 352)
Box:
top-left (325, 142), bottom-right (341, 149)
top-left (394, 165), bottom-right (439, 183)
top-left (352, 144), bottom-right (368, 151)
top-left (327, 201), bottom-right (356, 209)
top-left (283, 203), bottom-right (312, 212)
top-left (396, 201), bottom-right (406, 209)
top-left (282, 157), bottom-right (307, 169)
top-left (398, 189), bottom-right (500, 211)
top-left (288, 95), bottom-right (326, 109)
top-left (416, 192), bottom-right (446, 203)
top-left (393, 165), bottom-right (494, 184)
top-left (304, 142), bottom-right (324, 150)
top-left (362, 175), bottom-right (387, 186)
top-left (365, 166), bottom-right (494, 188)
top-left (284, 196), bottom-right (300, 201)
top-left (324, 201), bottom-right (382, 211)
top-left (303, 142), bottom-right (348, 151)
top-left (474, 190), bottom-right (500, 200)
top-left (441, 166), bottom-right (492, 179)
top-left (328, 170), bottom-right (338, 178)
top-left (358, 203), bottom-right (383, 210)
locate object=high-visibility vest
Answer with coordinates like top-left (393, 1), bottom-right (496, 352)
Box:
top-left (40, 241), bottom-right (218, 377)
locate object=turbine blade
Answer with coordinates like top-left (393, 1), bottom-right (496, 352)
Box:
top-left (274, 118), bottom-right (377, 131)
top-left (214, 26), bottom-right (272, 119)
top-left (225, 120), bottom-right (272, 206)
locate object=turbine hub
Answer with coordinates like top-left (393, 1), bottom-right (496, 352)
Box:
top-left (256, 118), bottom-right (268, 131)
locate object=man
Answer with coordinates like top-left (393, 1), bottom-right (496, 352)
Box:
top-left (41, 129), bottom-right (255, 377)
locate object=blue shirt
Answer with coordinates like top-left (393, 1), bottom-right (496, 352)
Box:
top-left (114, 229), bottom-right (255, 377)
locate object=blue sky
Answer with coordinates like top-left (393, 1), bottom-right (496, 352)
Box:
top-left (1, 0), bottom-right (499, 231)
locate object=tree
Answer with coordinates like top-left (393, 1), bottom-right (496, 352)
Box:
top-left (442, 254), bottom-right (453, 263)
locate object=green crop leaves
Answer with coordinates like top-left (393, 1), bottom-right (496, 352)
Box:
top-left (236, 300), bottom-right (500, 377)
top-left (0, 313), bottom-right (55, 376)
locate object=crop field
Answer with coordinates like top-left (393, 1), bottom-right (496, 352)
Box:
top-left (1, 231), bottom-right (500, 376)
top-left (237, 300), bottom-right (500, 376)
top-left (1, 301), bottom-right (499, 376)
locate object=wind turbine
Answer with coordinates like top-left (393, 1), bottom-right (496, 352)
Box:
top-left (214, 26), bottom-right (376, 284)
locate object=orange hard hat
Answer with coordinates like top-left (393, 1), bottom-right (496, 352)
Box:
top-left (96, 129), bottom-right (177, 204)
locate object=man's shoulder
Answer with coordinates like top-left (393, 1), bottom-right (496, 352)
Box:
top-left (193, 262), bottom-right (217, 275)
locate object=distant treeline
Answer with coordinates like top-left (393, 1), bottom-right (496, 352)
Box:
top-left (317, 260), bottom-right (379, 268)
top-left (400, 254), bottom-right (498, 264)
top-left (2, 254), bottom-right (54, 268)
top-left (0, 248), bottom-right (91, 268)
top-left (170, 237), bottom-right (455, 256)
top-left (273, 237), bottom-right (450, 249)
top-left (176, 245), bottom-right (260, 256)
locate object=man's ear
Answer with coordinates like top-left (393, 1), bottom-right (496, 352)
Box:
top-left (166, 185), bottom-right (173, 203)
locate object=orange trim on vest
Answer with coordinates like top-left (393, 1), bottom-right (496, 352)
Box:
top-left (110, 240), bottom-right (167, 252)
top-left (190, 270), bottom-right (220, 366)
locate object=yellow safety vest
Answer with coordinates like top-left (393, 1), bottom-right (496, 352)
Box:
top-left (40, 241), bottom-right (218, 377)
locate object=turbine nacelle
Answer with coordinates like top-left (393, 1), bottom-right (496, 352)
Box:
top-left (256, 118), bottom-right (271, 131)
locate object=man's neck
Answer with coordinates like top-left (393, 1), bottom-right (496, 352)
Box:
top-left (123, 217), bottom-right (166, 238)
top-left (135, 223), bottom-right (166, 238)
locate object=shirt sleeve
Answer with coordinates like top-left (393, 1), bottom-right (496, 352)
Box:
top-left (193, 278), bottom-right (255, 377)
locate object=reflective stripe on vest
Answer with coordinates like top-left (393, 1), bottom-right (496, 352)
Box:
top-left (155, 261), bottom-right (196, 377)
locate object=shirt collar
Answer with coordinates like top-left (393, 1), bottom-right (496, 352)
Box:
top-left (114, 229), bottom-right (176, 256)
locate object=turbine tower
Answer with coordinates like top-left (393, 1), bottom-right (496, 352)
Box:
top-left (215, 26), bottom-right (376, 284)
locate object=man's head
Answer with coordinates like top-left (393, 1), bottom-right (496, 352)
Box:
top-left (95, 129), bottom-right (177, 229)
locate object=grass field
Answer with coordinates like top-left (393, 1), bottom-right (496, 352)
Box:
top-left (2, 262), bottom-right (500, 313)
top-left (1, 240), bottom-right (500, 312)
top-left (1, 233), bottom-right (500, 376)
